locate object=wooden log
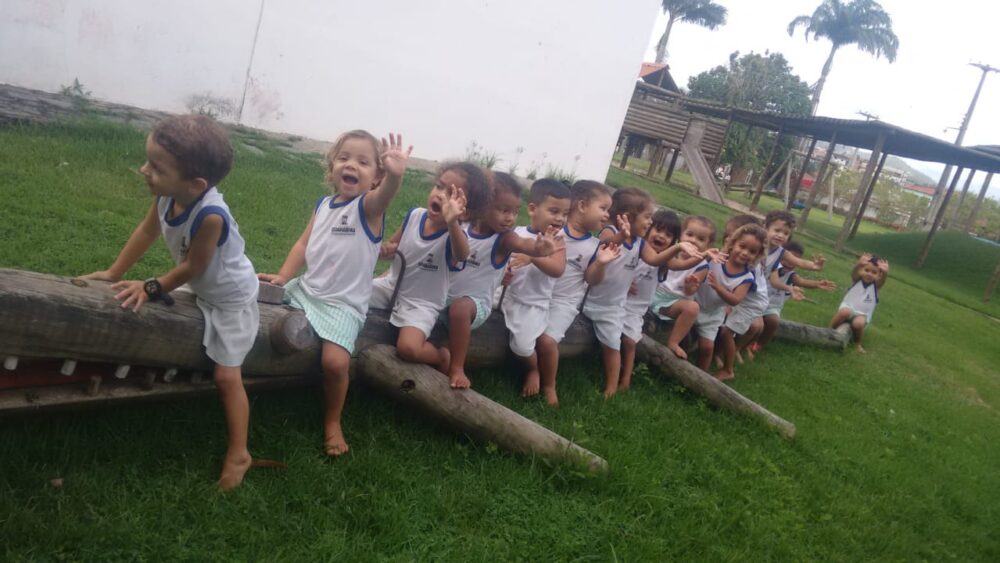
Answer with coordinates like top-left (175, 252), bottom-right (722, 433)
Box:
top-left (634, 337), bottom-right (797, 439)
top-left (357, 344), bottom-right (608, 473)
top-left (4, 357), bottom-right (17, 371)
top-left (775, 320), bottom-right (850, 350)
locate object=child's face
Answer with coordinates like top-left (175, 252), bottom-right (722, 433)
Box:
top-left (428, 170), bottom-right (466, 221)
top-left (681, 220), bottom-right (713, 251)
top-left (729, 234), bottom-right (762, 267)
top-left (528, 195), bottom-right (570, 231)
top-left (329, 137), bottom-right (381, 198)
top-left (140, 135), bottom-right (201, 199)
top-left (576, 193), bottom-right (612, 232)
top-left (486, 190), bottom-right (521, 233)
top-left (767, 220), bottom-right (793, 248)
top-left (631, 205), bottom-right (654, 241)
top-left (645, 225), bottom-right (675, 253)
top-left (860, 263), bottom-right (880, 284)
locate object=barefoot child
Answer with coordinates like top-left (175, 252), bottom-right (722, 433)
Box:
top-left (83, 115), bottom-right (259, 490)
top-left (721, 215), bottom-right (770, 363)
top-left (372, 162), bottom-right (487, 372)
top-left (756, 241), bottom-right (836, 351)
top-left (830, 253), bottom-right (889, 353)
top-left (536, 180), bottom-right (615, 406)
top-left (258, 130), bottom-right (411, 457)
top-left (445, 172), bottom-right (563, 390)
top-left (501, 179), bottom-right (571, 399)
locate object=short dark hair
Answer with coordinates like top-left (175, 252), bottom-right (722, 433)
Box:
top-left (528, 178), bottom-right (571, 205)
top-left (570, 180), bottom-right (612, 208)
top-left (765, 210), bottom-right (797, 230)
top-left (439, 161), bottom-right (491, 216)
top-left (683, 215), bottom-right (717, 245)
top-left (609, 186), bottom-right (653, 222)
top-left (725, 213), bottom-right (762, 235)
top-left (650, 209), bottom-right (681, 241)
top-left (785, 240), bottom-right (804, 255)
top-left (151, 115), bottom-right (234, 186)
top-left (491, 171), bottom-right (522, 200)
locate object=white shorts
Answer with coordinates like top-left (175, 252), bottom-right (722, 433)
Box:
top-left (369, 276), bottom-right (394, 310)
top-left (621, 311), bottom-right (644, 342)
top-left (839, 302), bottom-right (872, 326)
top-left (543, 301), bottom-right (580, 343)
top-left (502, 298), bottom-right (548, 357)
top-left (196, 297), bottom-right (260, 367)
top-left (582, 302), bottom-right (625, 351)
top-left (723, 304), bottom-right (759, 336)
top-left (695, 307), bottom-right (725, 342)
top-left (763, 306), bottom-right (783, 318)
top-left (370, 276), bottom-right (442, 338)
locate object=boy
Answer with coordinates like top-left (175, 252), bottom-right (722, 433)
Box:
top-left (84, 115), bottom-right (259, 491)
top-left (830, 253), bottom-right (889, 353)
top-left (755, 241), bottom-right (836, 351)
top-left (500, 179), bottom-right (570, 400)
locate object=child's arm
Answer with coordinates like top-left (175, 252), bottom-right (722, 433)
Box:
top-left (782, 251), bottom-right (825, 271)
top-left (82, 203), bottom-right (160, 281)
top-left (790, 273), bottom-right (836, 291)
top-left (530, 248), bottom-right (567, 277)
top-left (598, 215), bottom-right (631, 245)
top-left (364, 134), bottom-right (412, 225)
top-left (642, 241), bottom-right (702, 268)
top-left (500, 226), bottom-right (565, 258)
top-left (584, 242), bottom-right (621, 285)
top-left (770, 269), bottom-right (805, 301)
top-left (443, 185), bottom-right (470, 263)
top-left (379, 227), bottom-right (403, 260)
top-left (683, 269), bottom-right (708, 296)
top-left (707, 271), bottom-right (751, 306)
top-left (258, 214), bottom-right (316, 286)
top-left (876, 259), bottom-right (890, 289)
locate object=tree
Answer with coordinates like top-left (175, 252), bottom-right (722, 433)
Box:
top-left (788, 0), bottom-right (899, 115)
top-left (654, 0), bottom-right (728, 64)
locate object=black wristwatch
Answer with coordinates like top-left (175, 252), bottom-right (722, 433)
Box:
top-left (144, 278), bottom-right (175, 306)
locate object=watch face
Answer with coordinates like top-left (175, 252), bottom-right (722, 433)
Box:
top-left (144, 280), bottom-right (159, 296)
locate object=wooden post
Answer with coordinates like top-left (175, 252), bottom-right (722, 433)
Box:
top-left (646, 144), bottom-right (663, 177)
top-left (947, 170), bottom-right (976, 229)
top-left (799, 133), bottom-right (837, 228)
top-left (750, 128), bottom-right (784, 211)
top-left (828, 171), bottom-right (836, 220)
top-left (916, 167), bottom-right (964, 268)
top-left (656, 147), bottom-right (671, 176)
top-left (786, 137), bottom-right (818, 210)
top-left (836, 132), bottom-right (886, 252)
top-left (965, 172), bottom-right (994, 231)
top-left (849, 151), bottom-right (889, 239)
top-left (664, 148), bottom-right (680, 183)
top-left (619, 135), bottom-right (631, 169)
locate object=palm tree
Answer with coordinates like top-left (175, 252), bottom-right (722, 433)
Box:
top-left (654, 0), bottom-right (728, 64)
top-left (788, 0), bottom-right (899, 115)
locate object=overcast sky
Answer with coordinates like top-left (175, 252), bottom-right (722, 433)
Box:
top-left (644, 0), bottom-right (1000, 198)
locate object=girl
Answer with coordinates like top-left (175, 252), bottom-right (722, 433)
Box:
top-left (830, 253), bottom-right (889, 353)
top-left (707, 223), bottom-right (767, 380)
top-left (372, 162), bottom-right (488, 373)
top-left (445, 172), bottom-right (562, 390)
top-left (258, 131), bottom-right (411, 457)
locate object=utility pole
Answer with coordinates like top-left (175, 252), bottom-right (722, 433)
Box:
top-left (923, 62), bottom-right (998, 227)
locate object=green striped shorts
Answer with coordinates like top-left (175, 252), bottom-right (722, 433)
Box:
top-left (284, 278), bottom-right (365, 353)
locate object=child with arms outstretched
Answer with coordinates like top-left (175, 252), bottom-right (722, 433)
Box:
top-left (258, 130), bottom-right (411, 457)
top-left (830, 253), bottom-right (888, 353)
top-left (756, 241), bottom-right (836, 351)
top-left (84, 115), bottom-right (259, 489)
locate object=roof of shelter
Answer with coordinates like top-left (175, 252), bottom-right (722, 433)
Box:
top-left (639, 63), bottom-right (668, 78)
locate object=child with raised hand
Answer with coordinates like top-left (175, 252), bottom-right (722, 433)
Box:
top-left (720, 214), bottom-right (770, 363)
top-left (535, 180), bottom-right (615, 406)
top-left (372, 162), bottom-right (488, 373)
top-left (445, 172), bottom-right (563, 390)
top-left (764, 210), bottom-right (826, 276)
top-left (257, 130), bottom-right (411, 457)
top-left (650, 215), bottom-right (717, 359)
top-left (695, 222), bottom-right (765, 379)
top-left (584, 187), bottom-right (704, 397)
top-left (756, 241), bottom-right (836, 351)
top-left (830, 253), bottom-right (889, 353)
top-left (83, 115), bottom-right (260, 490)
top-left (501, 179), bottom-right (571, 399)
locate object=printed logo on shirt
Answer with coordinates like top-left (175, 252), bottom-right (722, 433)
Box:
top-left (466, 250), bottom-right (481, 268)
top-left (418, 253), bottom-right (439, 272)
top-left (180, 236), bottom-right (189, 259)
top-left (568, 253), bottom-right (585, 270)
top-left (330, 212), bottom-right (356, 235)
top-left (625, 254), bottom-right (640, 271)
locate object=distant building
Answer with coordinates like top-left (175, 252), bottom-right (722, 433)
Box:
top-left (638, 63), bottom-right (679, 92)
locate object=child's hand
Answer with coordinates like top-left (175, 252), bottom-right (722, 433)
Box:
top-left (818, 279), bottom-right (837, 291)
top-left (111, 280), bottom-right (149, 313)
top-left (684, 274), bottom-right (702, 294)
top-left (508, 253), bottom-right (531, 270)
top-left (628, 280), bottom-right (638, 296)
top-left (380, 133), bottom-right (413, 179)
top-left (812, 254), bottom-right (826, 271)
top-left (379, 241), bottom-right (398, 260)
top-left (705, 248), bottom-right (727, 264)
top-left (790, 287), bottom-right (806, 301)
top-left (877, 259), bottom-right (890, 273)
top-left (442, 184), bottom-right (467, 224)
top-left (676, 241), bottom-right (704, 259)
top-left (595, 242), bottom-right (621, 264)
top-left (534, 226), bottom-right (565, 256)
top-left (257, 273), bottom-right (289, 286)
top-left (706, 271), bottom-right (721, 290)
top-left (502, 264), bottom-right (514, 287)
top-left (615, 214), bottom-right (631, 240)
top-left (80, 270), bottom-right (120, 282)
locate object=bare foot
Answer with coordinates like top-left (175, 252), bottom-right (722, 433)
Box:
top-left (713, 370), bottom-right (735, 382)
top-left (714, 355), bottom-right (724, 370)
top-left (521, 369), bottom-right (540, 397)
top-left (217, 449), bottom-right (252, 491)
top-left (542, 385), bottom-right (559, 407)
top-left (435, 347), bottom-right (451, 376)
top-left (603, 387), bottom-right (617, 400)
top-left (667, 342), bottom-right (688, 360)
top-left (324, 423), bottom-right (350, 457)
top-left (855, 343), bottom-right (867, 354)
top-left (618, 377), bottom-right (632, 391)
top-left (735, 350), bottom-right (744, 365)
top-left (745, 347), bottom-right (756, 362)
top-left (449, 368), bottom-right (471, 389)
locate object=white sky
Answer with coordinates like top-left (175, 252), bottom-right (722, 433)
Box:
top-left (644, 0), bottom-right (1000, 198)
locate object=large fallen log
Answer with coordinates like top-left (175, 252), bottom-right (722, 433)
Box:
top-left (776, 320), bottom-right (851, 349)
top-left (358, 345), bottom-right (607, 472)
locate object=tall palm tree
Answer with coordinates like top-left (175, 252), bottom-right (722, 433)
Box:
top-left (788, 0), bottom-right (899, 115)
top-left (654, 0), bottom-right (728, 64)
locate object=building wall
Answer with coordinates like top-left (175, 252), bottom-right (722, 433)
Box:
top-left (0, 0), bottom-right (661, 180)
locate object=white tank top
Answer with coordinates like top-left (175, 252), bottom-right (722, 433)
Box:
top-left (383, 207), bottom-right (455, 310)
top-left (841, 279), bottom-right (878, 320)
top-left (659, 259), bottom-right (709, 296)
top-left (448, 226), bottom-right (507, 303)
top-left (299, 194), bottom-right (383, 319)
top-left (157, 188), bottom-right (257, 308)
top-left (739, 262), bottom-right (770, 312)
top-left (765, 245), bottom-right (785, 274)
top-left (626, 259), bottom-right (660, 315)
top-left (586, 228), bottom-right (643, 308)
top-left (695, 261), bottom-right (755, 313)
top-left (506, 226), bottom-right (559, 308)
top-left (767, 267), bottom-right (796, 311)
top-left (551, 226), bottom-right (600, 308)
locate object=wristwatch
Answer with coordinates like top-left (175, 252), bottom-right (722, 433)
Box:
top-left (143, 278), bottom-right (175, 306)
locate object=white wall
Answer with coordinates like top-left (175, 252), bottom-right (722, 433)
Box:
top-left (1, 0), bottom-right (661, 180)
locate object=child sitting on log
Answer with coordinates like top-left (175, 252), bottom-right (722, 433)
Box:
top-left (830, 253), bottom-right (889, 353)
top-left (754, 241), bottom-right (836, 353)
top-left (444, 172), bottom-right (563, 390)
top-left (257, 130), bottom-right (411, 457)
top-left (500, 179), bottom-right (571, 400)
top-left (83, 115), bottom-right (259, 490)
top-left (719, 214), bottom-right (770, 366)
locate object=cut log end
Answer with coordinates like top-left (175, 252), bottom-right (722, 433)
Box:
top-left (3, 356), bottom-right (18, 371)
top-left (269, 311), bottom-right (315, 355)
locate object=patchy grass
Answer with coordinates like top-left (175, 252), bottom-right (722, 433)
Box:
top-left (1, 120), bottom-right (999, 560)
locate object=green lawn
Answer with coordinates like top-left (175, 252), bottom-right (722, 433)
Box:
top-left (2, 120), bottom-right (1000, 560)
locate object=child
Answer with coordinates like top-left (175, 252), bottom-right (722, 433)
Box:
top-left (257, 130), bottom-right (411, 457)
top-left (83, 115), bottom-right (259, 490)
top-left (650, 215), bottom-right (716, 359)
top-left (445, 172), bottom-right (563, 390)
top-left (501, 179), bottom-right (571, 399)
top-left (756, 241), bottom-right (836, 351)
top-left (535, 180), bottom-right (616, 406)
top-left (720, 215), bottom-right (770, 364)
top-left (694, 223), bottom-right (765, 379)
top-left (830, 253), bottom-right (889, 353)
top-left (584, 187), bottom-right (703, 397)
top-left (372, 162), bottom-right (488, 372)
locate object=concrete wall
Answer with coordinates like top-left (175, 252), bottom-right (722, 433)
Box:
top-left (1, 0), bottom-right (661, 180)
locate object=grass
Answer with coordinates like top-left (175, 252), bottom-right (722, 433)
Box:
top-left (2, 119), bottom-right (1000, 560)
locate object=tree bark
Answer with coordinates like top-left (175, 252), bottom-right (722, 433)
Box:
top-left (654, 15), bottom-right (677, 64)
top-left (810, 44), bottom-right (839, 115)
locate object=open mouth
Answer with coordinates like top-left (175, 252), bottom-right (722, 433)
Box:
top-left (341, 174), bottom-right (359, 187)
top-left (651, 235), bottom-right (668, 248)
top-left (429, 200), bottom-right (443, 214)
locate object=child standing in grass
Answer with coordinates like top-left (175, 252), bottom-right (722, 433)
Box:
top-left (84, 115), bottom-right (259, 490)
top-left (830, 253), bottom-right (889, 353)
top-left (258, 130), bottom-right (411, 457)
top-left (445, 172), bottom-right (562, 390)
top-left (755, 241), bottom-right (836, 352)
